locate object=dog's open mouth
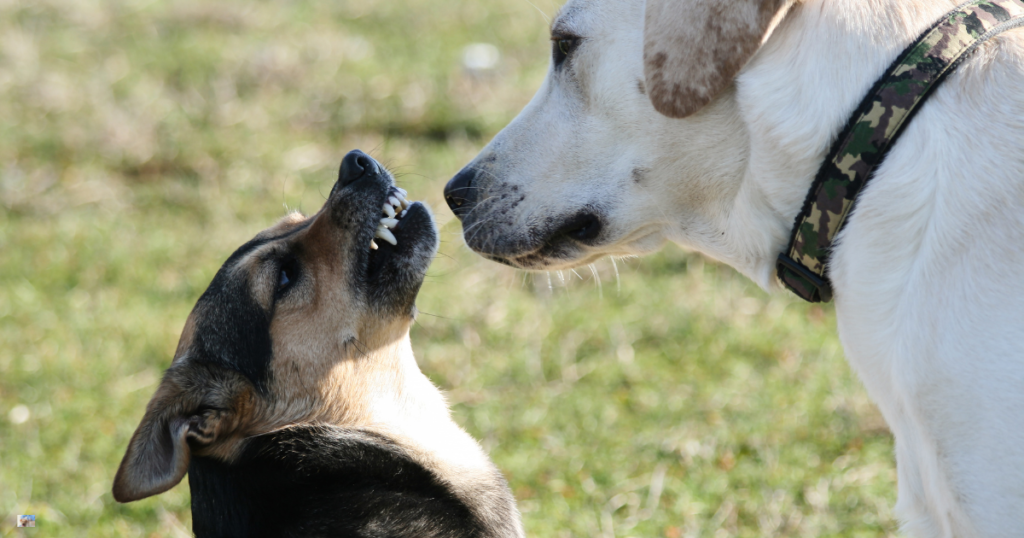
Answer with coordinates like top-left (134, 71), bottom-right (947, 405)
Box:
top-left (362, 184), bottom-right (435, 288)
top-left (328, 149), bottom-right (437, 310)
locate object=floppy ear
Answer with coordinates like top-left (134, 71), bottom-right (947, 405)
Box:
top-left (643, 0), bottom-right (795, 118)
top-left (111, 376), bottom-right (224, 503)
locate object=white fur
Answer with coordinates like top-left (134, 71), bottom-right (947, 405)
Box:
top-left (458, 0), bottom-right (1024, 535)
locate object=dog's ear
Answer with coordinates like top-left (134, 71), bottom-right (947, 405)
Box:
top-left (643, 0), bottom-right (795, 118)
top-left (112, 368), bottom-right (238, 503)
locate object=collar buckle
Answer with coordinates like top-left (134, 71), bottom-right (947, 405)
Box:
top-left (776, 254), bottom-right (833, 303)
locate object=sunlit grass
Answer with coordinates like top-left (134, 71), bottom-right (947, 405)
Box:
top-left (0, 0), bottom-right (896, 536)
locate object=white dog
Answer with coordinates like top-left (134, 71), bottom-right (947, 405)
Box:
top-left (443, 0), bottom-right (1024, 536)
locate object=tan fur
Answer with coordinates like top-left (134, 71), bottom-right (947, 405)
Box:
top-left (114, 182), bottom-right (519, 536)
top-left (643, 0), bottom-right (796, 117)
top-left (258, 210), bottom-right (308, 238)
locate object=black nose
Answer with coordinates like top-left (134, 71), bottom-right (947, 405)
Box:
top-left (444, 167), bottom-right (479, 218)
top-left (337, 150), bottom-right (378, 189)
top-left (557, 212), bottom-right (602, 243)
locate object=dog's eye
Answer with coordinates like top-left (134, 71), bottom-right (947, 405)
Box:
top-left (552, 36), bottom-right (579, 67)
top-left (277, 259), bottom-right (300, 293)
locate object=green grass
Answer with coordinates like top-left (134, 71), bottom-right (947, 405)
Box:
top-left (0, 0), bottom-right (897, 536)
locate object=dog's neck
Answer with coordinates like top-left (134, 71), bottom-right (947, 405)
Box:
top-left (260, 334), bottom-right (523, 537)
top-left (678, 0), bottom-right (962, 288)
top-left (310, 336), bottom-right (499, 475)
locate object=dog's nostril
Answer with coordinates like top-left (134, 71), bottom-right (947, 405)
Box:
top-left (336, 149), bottom-right (378, 189)
top-left (563, 213), bottom-right (602, 242)
top-left (444, 167), bottom-right (478, 218)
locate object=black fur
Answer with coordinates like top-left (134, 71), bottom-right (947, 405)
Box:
top-left (190, 262), bottom-right (275, 394)
top-left (187, 222), bottom-right (311, 394)
top-left (189, 424), bottom-right (494, 538)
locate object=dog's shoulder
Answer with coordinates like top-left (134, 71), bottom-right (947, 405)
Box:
top-left (242, 423), bottom-right (465, 495)
top-left (189, 424), bottom-right (500, 538)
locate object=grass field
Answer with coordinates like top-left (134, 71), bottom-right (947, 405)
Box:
top-left (0, 0), bottom-right (898, 536)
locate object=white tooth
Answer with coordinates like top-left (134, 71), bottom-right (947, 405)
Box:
top-left (395, 187), bottom-right (408, 197)
top-left (370, 240), bottom-right (378, 250)
top-left (399, 209), bottom-right (408, 218)
top-left (382, 204), bottom-right (396, 218)
top-left (389, 195), bottom-right (401, 208)
top-left (376, 227), bottom-right (398, 245)
top-left (380, 217), bottom-right (399, 228)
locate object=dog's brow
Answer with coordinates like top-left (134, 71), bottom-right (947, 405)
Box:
top-left (550, 4), bottom-right (582, 36)
top-left (226, 220), bottom-right (313, 267)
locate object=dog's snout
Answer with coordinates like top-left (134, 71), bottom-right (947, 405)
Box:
top-left (337, 150), bottom-right (378, 189)
top-left (444, 167), bottom-right (478, 218)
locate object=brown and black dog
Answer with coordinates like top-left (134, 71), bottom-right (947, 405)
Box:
top-left (113, 150), bottom-right (523, 538)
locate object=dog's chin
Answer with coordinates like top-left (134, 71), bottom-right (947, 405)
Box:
top-left (459, 206), bottom-right (617, 270)
top-left (482, 239), bottom-right (597, 271)
top-left (363, 201), bottom-right (438, 314)
top-left (474, 228), bottom-right (665, 271)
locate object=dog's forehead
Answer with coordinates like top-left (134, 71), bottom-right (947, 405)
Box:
top-left (176, 212), bottom-right (315, 392)
top-left (255, 211), bottom-right (309, 241)
top-left (224, 214), bottom-right (314, 269)
top-left (551, 0), bottom-right (602, 35)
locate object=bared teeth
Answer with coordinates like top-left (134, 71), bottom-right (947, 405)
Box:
top-left (391, 189), bottom-right (411, 209)
top-left (370, 187), bottom-right (415, 251)
top-left (375, 225), bottom-right (397, 246)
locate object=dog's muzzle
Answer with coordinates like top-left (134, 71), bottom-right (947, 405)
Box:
top-left (444, 164), bottom-right (604, 268)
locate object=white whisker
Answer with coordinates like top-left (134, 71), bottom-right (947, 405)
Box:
top-left (610, 257), bottom-right (621, 294)
top-left (520, 0), bottom-right (551, 23)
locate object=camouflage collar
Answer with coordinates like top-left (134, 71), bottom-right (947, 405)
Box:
top-left (777, 0), bottom-right (1024, 303)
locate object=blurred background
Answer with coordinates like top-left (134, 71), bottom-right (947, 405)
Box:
top-left (0, 0), bottom-right (898, 536)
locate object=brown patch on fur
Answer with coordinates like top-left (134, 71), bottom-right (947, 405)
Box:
top-left (643, 0), bottom-right (796, 118)
top-left (173, 312), bottom-right (198, 360)
top-left (631, 167), bottom-right (648, 184)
